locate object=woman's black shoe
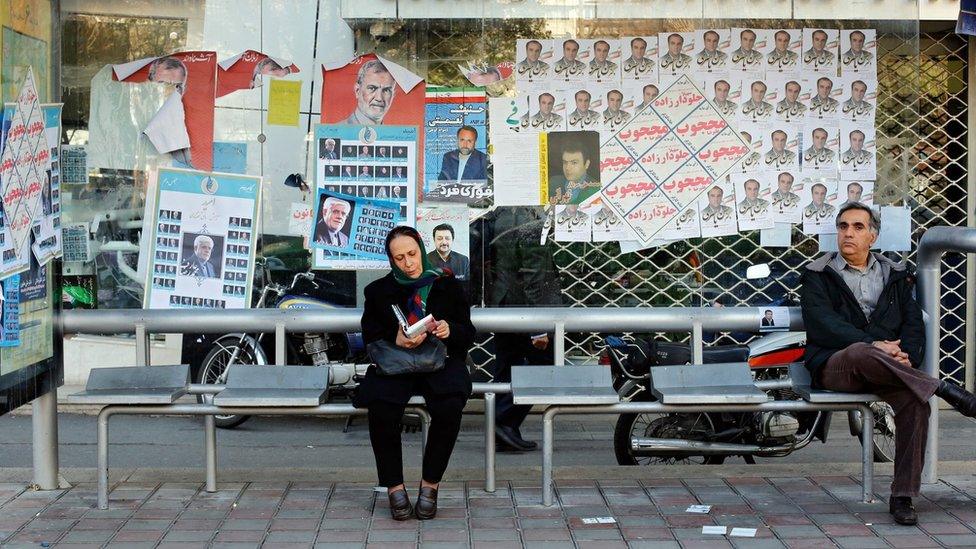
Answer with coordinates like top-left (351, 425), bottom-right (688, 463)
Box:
top-left (415, 486), bottom-right (438, 520)
top-left (889, 496), bottom-right (918, 525)
top-left (388, 489), bottom-right (413, 521)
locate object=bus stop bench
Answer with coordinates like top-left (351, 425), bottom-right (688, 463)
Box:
top-left (510, 363), bottom-right (882, 506)
top-left (68, 365), bottom-right (507, 509)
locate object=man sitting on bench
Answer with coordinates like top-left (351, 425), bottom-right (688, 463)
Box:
top-left (800, 201), bottom-right (976, 526)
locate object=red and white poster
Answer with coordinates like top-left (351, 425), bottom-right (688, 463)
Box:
top-left (112, 51), bottom-right (217, 171)
top-left (217, 50), bottom-right (300, 98)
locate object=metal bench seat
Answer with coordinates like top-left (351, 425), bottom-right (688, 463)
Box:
top-left (788, 363), bottom-right (881, 403)
top-left (67, 365), bottom-right (190, 404)
top-left (650, 363), bottom-right (770, 404)
top-left (511, 366), bottom-right (619, 405)
top-left (213, 365), bottom-right (329, 406)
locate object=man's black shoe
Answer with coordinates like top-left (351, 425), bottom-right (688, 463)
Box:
top-left (936, 380), bottom-right (976, 417)
top-left (495, 425), bottom-right (532, 451)
top-left (512, 427), bottom-right (538, 450)
top-left (889, 496), bottom-right (918, 525)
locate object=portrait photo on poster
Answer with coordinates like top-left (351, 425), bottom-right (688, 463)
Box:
top-left (180, 232), bottom-right (224, 280)
top-left (311, 192), bottom-right (354, 250)
top-left (758, 306), bottom-right (790, 332)
top-left (546, 131), bottom-right (601, 205)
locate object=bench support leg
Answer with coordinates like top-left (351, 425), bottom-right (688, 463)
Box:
top-left (204, 397), bottom-right (217, 493)
top-left (484, 392), bottom-right (496, 493)
top-left (542, 409), bottom-right (555, 506)
top-left (860, 405), bottom-right (874, 503)
top-left (97, 409), bottom-right (111, 510)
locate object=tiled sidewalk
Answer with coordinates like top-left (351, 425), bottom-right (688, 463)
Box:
top-left (3, 475), bottom-right (976, 548)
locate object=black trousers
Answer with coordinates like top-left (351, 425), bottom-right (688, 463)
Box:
top-left (492, 333), bottom-right (554, 430)
top-left (367, 393), bottom-right (467, 488)
top-left (820, 342), bottom-right (940, 497)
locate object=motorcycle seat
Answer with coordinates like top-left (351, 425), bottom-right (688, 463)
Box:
top-left (700, 345), bottom-right (751, 363)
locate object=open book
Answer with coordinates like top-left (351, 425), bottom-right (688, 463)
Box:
top-left (391, 304), bottom-right (436, 338)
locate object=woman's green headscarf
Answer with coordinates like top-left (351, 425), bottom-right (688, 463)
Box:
top-left (388, 229), bottom-right (449, 323)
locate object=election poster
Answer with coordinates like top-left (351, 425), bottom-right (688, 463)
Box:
top-left (554, 204), bottom-right (592, 242)
top-left (769, 170), bottom-right (803, 223)
top-left (599, 76), bottom-right (749, 244)
top-left (216, 50), bottom-right (299, 97)
top-left (313, 124), bottom-right (417, 270)
top-left (698, 177), bottom-right (738, 238)
top-left (1, 69), bottom-right (49, 274)
top-left (423, 88), bottom-right (490, 203)
top-left (31, 104), bottom-right (63, 266)
top-left (144, 168), bottom-right (261, 310)
top-left (801, 179), bottom-right (839, 235)
top-left (61, 145), bottom-right (88, 185)
top-left (309, 189), bottom-right (398, 260)
top-left (732, 173), bottom-right (774, 231)
top-left (542, 131), bottom-right (601, 205)
top-left (416, 205), bottom-right (471, 282)
top-left (112, 51), bottom-right (218, 170)
top-left (321, 54), bottom-right (425, 129)
top-left (488, 96), bottom-right (542, 206)
top-left (0, 276), bottom-right (20, 347)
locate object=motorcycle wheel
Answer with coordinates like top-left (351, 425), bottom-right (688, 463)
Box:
top-left (614, 412), bottom-right (726, 465)
top-left (198, 339), bottom-right (263, 429)
top-left (851, 403), bottom-right (896, 463)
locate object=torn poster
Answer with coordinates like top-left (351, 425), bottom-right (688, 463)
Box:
top-left (112, 51), bottom-right (217, 171)
top-left (216, 50), bottom-right (300, 97)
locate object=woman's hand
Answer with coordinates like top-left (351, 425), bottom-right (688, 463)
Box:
top-left (432, 320), bottom-right (450, 339)
top-left (396, 329), bottom-right (427, 348)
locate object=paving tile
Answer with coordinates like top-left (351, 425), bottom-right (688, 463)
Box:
top-left (214, 530), bottom-right (267, 542)
top-left (934, 534), bottom-right (976, 546)
top-left (832, 537), bottom-right (888, 548)
top-left (367, 529), bottom-right (419, 542)
top-left (266, 530), bottom-right (318, 543)
top-left (471, 528), bottom-right (521, 541)
top-left (882, 534), bottom-right (941, 548)
top-left (821, 523), bottom-right (875, 537)
top-left (421, 528), bottom-right (469, 542)
top-left (314, 529), bottom-right (367, 542)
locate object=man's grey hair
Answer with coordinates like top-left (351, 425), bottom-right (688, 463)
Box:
top-left (193, 235), bottom-right (214, 248)
top-left (356, 59), bottom-right (390, 85)
top-left (837, 201), bottom-right (881, 234)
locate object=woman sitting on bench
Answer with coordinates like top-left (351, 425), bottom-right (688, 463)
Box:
top-left (354, 226), bottom-right (475, 521)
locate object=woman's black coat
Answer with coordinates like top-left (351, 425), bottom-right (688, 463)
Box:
top-left (354, 272), bottom-right (475, 407)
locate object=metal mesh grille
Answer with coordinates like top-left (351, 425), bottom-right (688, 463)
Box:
top-left (371, 21), bottom-right (969, 383)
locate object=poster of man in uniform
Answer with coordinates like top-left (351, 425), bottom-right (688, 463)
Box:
top-left (694, 29), bottom-right (729, 73)
top-left (621, 36), bottom-right (658, 81)
top-left (802, 179), bottom-right (839, 234)
top-left (423, 88), bottom-right (489, 202)
top-left (801, 28), bottom-right (839, 74)
top-left (730, 28), bottom-right (768, 74)
top-left (806, 75), bottom-right (841, 120)
top-left (839, 123), bottom-right (877, 180)
top-left (313, 124), bottom-right (417, 270)
top-left (762, 126), bottom-right (799, 171)
top-left (145, 168), bottom-right (260, 310)
top-left (733, 174), bottom-right (774, 231)
top-left (515, 39), bottom-right (553, 84)
top-left (770, 170), bottom-right (803, 223)
top-left (766, 29), bottom-right (801, 74)
top-left (565, 87), bottom-right (604, 131)
top-left (840, 29), bottom-right (877, 75)
top-left (839, 76), bottom-right (877, 123)
top-left (698, 179), bottom-right (738, 238)
top-left (801, 124), bottom-right (839, 177)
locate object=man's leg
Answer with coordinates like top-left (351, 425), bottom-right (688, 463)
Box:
top-left (491, 333), bottom-right (535, 451)
top-left (820, 342), bottom-right (939, 402)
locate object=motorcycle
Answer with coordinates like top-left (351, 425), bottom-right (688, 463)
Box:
top-left (605, 264), bottom-right (896, 466)
top-left (196, 257), bottom-right (368, 428)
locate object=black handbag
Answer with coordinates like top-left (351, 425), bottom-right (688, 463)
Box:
top-left (367, 337), bottom-right (447, 376)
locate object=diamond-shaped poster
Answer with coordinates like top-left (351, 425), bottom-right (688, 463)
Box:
top-left (599, 75), bottom-right (749, 244)
top-left (0, 68), bottom-right (49, 261)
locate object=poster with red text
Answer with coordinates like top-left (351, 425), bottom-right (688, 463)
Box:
top-left (112, 51), bottom-right (217, 171)
top-left (599, 76), bottom-right (749, 244)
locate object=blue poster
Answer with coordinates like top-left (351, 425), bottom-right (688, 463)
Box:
top-left (309, 189), bottom-right (399, 261)
top-left (175, 141), bottom-right (248, 174)
top-left (0, 275), bottom-right (20, 347)
top-left (423, 88), bottom-right (490, 202)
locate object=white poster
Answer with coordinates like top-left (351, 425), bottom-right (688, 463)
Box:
top-left (658, 32), bottom-right (696, 83)
top-left (145, 168), bottom-right (261, 310)
top-left (838, 180), bottom-right (875, 207)
top-left (801, 28), bottom-right (839, 74)
top-left (769, 170), bottom-right (802, 223)
top-left (805, 74), bottom-right (841, 121)
top-left (701, 75), bottom-right (740, 119)
top-left (839, 122), bottom-right (877, 180)
top-left (515, 39), bottom-right (554, 84)
top-left (800, 123), bottom-right (839, 178)
top-left (738, 77), bottom-right (774, 124)
top-left (551, 38), bottom-right (588, 83)
top-left (761, 124), bottom-right (800, 172)
top-left (729, 28), bottom-right (769, 75)
top-left (621, 36), bottom-right (659, 82)
top-left (693, 29), bottom-right (730, 74)
top-left (565, 85), bottom-right (605, 131)
top-left (766, 29), bottom-right (802, 74)
top-left (578, 39), bottom-right (623, 83)
top-left (839, 76), bottom-right (877, 123)
top-left (488, 97), bottom-right (541, 206)
top-left (554, 204), bottom-right (592, 242)
top-left (699, 178), bottom-right (738, 238)
top-left (802, 179), bottom-right (839, 234)
top-left (840, 29), bottom-right (877, 76)
top-left (770, 75), bottom-right (808, 123)
top-left (733, 173), bottom-right (774, 231)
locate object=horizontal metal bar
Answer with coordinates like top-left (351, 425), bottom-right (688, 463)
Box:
top-left (543, 400), bottom-right (868, 416)
top-left (183, 382), bottom-right (511, 397)
top-left (62, 306), bottom-right (804, 335)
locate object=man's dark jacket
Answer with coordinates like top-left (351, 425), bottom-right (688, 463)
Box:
top-left (800, 252), bottom-right (925, 386)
